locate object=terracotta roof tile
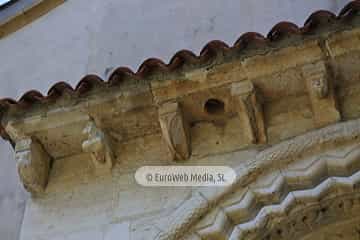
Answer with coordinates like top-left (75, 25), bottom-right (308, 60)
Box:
top-left (267, 22), bottom-right (301, 41)
top-left (1, 0), bottom-right (360, 141)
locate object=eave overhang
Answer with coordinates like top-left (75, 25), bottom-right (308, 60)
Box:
top-left (1, 1), bottom-right (360, 195)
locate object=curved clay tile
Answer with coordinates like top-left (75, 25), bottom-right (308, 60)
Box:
top-left (339, 0), bottom-right (360, 18)
top-left (18, 90), bottom-right (45, 106)
top-left (199, 40), bottom-right (230, 61)
top-left (75, 75), bottom-right (104, 95)
top-left (303, 10), bottom-right (337, 32)
top-left (0, 98), bottom-right (18, 139)
top-left (267, 21), bottom-right (301, 41)
top-left (168, 49), bottom-right (199, 69)
top-left (108, 67), bottom-right (136, 86)
top-left (233, 32), bottom-right (267, 49)
top-left (0, 125), bottom-right (9, 140)
top-left (0, 98), bottom-right (17, 108)
top-left (136, 58), bottom-right (168, 77)
top-left (47, 81), bottom-right (74, 99)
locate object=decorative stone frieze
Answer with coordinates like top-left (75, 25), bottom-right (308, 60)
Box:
top-left (158, 102), bottom-right (191, 161)
top-left (15, 137), bottom-right (51, 195)
top-left (231, 81), bottom-right (266, 144)
top-left (228, 174), bottom-right (360, 240)
top-left (82, 121), bottom-right (114, 171)
top-left (179, 143), bottom-right (360, 240)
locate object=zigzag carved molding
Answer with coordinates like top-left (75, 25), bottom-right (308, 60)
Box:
top-left (194, 145), bottom-right (360, 239)
top-left (229, 172), bottom-right (360, 240)
top-left (151, 119), bottom-right (360, 240)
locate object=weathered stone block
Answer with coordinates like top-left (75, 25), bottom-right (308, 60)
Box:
top-left (15, 137), bottom-right (51, 195)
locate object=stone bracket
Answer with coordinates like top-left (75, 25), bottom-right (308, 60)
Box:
top-left (231, 81), bottom-right (267, 144)
top-left (15, 137), bottom-right (51, 195)
top-left (302, 61), bottom-right (341, 127)
top-left (82, 121), bottom-right (114, 171)
top-left (158, 102), bottom-right (191, 161)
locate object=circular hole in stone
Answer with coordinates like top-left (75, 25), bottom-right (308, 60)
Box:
top-left (204, 98), bottom-right (225, 115)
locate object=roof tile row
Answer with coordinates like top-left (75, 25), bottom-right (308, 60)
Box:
top-left (0, 0), bottom-right (360, 140)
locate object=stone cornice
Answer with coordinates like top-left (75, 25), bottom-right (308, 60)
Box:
top-left (0, 2), bottom-right (360, 201)
top-left (2, 23), bottom-right (360, 146)
top-left (1, 0), bottom-right (360, 142)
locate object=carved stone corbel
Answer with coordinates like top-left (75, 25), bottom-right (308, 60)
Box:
top-left (302, 61), bottom-right (340, 127)
top-left (231, 81), bottom-right (266, 144)
top-left (82, 121), bottom-right (114, 171)
top-left (158, 102), bottom-right (191, 161)
top-left (15, 137), bottom-right (51, 195)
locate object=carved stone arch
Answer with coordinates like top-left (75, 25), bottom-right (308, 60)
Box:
top-left (145, 119), bottom-right (360, 240)
top-left (190, 147), bottom-right (360, 240)
top-left (184, 184), bottom-right (360, 239)
top-left (220, 174), bottom-right (360, 240)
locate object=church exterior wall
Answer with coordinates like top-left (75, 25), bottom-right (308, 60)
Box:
top-left (0, 1), bottom-right (352, 239)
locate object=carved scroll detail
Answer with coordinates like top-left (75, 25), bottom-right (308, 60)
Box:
top-left (231, 81), bottom-right (266, 144)
top-left (158, 102), bottom-right (191, 161)
top-left (82, 121), bottom-right (114, 171)
top-left (302, 61), bottom-right (340, 127)
top-left (15, 137), bottom-right (51, 195)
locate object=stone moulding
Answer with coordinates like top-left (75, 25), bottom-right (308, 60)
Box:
top-left (195, 145), bottom-right (360, 239)
top-left (149, 118), bottom-right (360, 240)
top-left (228, 174), bottom-right (360, 240)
